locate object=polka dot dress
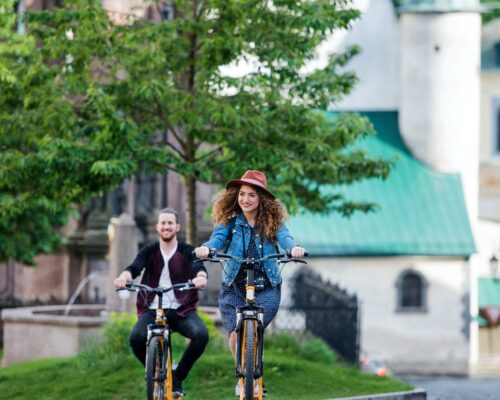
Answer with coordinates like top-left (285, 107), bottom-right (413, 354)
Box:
top-left (218, 225), bottom-right (281, 334)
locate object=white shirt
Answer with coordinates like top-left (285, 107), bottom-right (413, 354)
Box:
top-left (149, 245), bottom-right (181, 310)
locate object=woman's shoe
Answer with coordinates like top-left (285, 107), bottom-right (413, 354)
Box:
top-left (234, 381), bottom-right (267, 397)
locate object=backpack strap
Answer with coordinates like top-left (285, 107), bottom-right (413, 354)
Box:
top-left (223, 217), bottom-right (237, 252)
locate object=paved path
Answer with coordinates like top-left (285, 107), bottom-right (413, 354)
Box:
top-left (399, 376), bottom-right (500, 400)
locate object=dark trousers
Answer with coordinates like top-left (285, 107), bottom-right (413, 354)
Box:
top-left (129, 309), bottom-right (209, 381)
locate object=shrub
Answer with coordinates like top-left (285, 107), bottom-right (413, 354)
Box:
top-left (267, 333), bottom-right (338, 365)
top-left (78, 312), bottom-right (136, 368)
top-left (266, 333), bottom-right (301, 357)
top-left (199, 310), bottom-right (225, 352)
top-left (81, 309), bottom-right (225, 369)
top-left (99, 312), bottom-right (136, 356)
top-left (299, 338), bottom-right (338, 364)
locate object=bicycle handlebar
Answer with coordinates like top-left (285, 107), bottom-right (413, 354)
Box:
top-left (194, 250), bottom-right (308, 265)
top-left (116, 280), bottom-right (197, 293)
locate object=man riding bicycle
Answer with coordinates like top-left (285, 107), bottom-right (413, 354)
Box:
top-left (114, 207), bottom-right (209, 399)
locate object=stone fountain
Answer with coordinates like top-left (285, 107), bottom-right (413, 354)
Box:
top-left (1, 214), bottom-right (138, 367)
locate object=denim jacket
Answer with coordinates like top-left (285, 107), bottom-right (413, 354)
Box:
top-left (203, 213), bottom-right (296, 287)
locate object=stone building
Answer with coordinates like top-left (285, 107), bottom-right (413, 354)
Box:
top-left (280, 0), bottom-right (500, 375)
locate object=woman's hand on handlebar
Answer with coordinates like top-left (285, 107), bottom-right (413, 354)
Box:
top-left (194, 245), bottom-right (210, 259)
top-left (291, 246), bottom-right (306, 258)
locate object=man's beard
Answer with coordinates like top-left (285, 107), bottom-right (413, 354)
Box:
top-left (160, 231), bottom-right (175, 242)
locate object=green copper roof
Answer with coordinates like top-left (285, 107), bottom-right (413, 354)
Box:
top-left (288, 111), bottom-right (476, 257)
top-left (398, 0), bottom-right (481, 12)
top-left (478, 278), bottom-right (500, 326)
top-left (479, 278), bottom-right (500, 308)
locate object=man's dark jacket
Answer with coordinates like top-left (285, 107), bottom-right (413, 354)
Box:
top-left (125, 241), bottom-right (207, 317)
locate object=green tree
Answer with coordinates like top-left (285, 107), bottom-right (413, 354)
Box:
top-left (110, 0), bottom-right (391, 243)
top-left (0, 0), bottom-right (135, 263)
top-left (0, 0), bottom-right (391, 263)
top-left (481, 0), bottom-right (500, 24)
top-left (0, 1), bottom-right (71, 263)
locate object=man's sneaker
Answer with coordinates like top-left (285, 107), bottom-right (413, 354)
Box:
top-left (234, 381), bottom-right (267, 397)
top-left (172, 374), bottom-right (184, 398)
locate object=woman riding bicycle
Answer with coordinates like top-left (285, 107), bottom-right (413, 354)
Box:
top-left (194, 170), bottom-right (305, 396)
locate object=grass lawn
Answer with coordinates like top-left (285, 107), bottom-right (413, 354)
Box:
top-left (187, 351), bottom-right (412, 400)
top-left (0, 314), bottom-right (412, 400)
top-left (0, 345), bottom-right (411, 400)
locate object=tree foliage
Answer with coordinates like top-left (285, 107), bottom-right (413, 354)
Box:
top-left (0, 0), bottom-right (391, 263)
top-left (481, 0), bottom-right (500, 24)
top-left (0, 0), bottom-right (134, 263)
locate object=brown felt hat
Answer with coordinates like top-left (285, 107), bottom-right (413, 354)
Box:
top-left (225, 170), bottom-right (275, 199)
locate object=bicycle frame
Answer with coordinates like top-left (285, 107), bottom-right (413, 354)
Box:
top-left (146, 291), bottom-right (172, 395)
top-left (147, 290), bottom-right (172, 345)
top-left (235, 263), bottom-right (265, 381)
top-left (118, 281), bottom-right (196, 400)
top-left (200, 251), bottom-right (306, 400)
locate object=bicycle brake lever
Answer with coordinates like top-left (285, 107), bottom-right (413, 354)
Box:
top-left (116, 280), bottom-right (135, 291)
top-left (179, 280), bottom-right (197, 291)
top-left (282, 258), bottom-right (307, 264)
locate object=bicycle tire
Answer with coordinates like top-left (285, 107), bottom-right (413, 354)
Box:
top-left (146, 336), bottom-right (164, 400)
top-left (242, 319), bottom-right (258, 400)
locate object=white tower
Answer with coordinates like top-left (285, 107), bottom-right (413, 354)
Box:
top-left (399, 0), bottom-right (481, 221)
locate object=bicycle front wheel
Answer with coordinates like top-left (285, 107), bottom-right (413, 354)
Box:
top-left (146, 336), bottom-right (164, 400)
top-left (241, 319), bottom-right (260, 400)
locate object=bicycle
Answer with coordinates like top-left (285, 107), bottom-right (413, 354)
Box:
top-left (199, 251), bottom-right (307, 400)
top-left (117, 280), bottom-right (198, 400)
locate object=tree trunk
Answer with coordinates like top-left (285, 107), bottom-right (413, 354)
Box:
top-left (184, 126), bottom-right (197, 245)
top-left (178, 3), bottom-right (199, 246)
top-left (185, 173), bottom-right (197, 245)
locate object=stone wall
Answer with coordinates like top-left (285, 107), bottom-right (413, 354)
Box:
top-left (1, 305), bottom-right (107, 367)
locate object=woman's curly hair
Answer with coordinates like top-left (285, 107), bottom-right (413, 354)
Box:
top-left (211, 186), bottom-right (288, 240)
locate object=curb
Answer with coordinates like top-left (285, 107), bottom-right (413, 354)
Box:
top-left (327, 388), bottom-right (426, 400)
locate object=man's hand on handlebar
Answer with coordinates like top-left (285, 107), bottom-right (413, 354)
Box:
top-left (114, 271), bottom-right (132, 288)
top-left (194, 245), bottom-right (210, 259)
top-left (192, 272), bottom-right (208, 289)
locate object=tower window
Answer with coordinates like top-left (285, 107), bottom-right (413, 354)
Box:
top-left (491, 98), bottom-right (500, 155)
top-left (494, 42), bottom-right (500, 68)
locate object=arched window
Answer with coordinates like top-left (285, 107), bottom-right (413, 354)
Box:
top-left (491, 97), bottom-right (500, 155)
top-left (396, 269), bottom-right (428, 312)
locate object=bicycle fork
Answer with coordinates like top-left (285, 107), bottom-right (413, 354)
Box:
top-left (235, 308), bottom-right (265, 379)
top-left (146, 325), bottom-right (170, 382)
